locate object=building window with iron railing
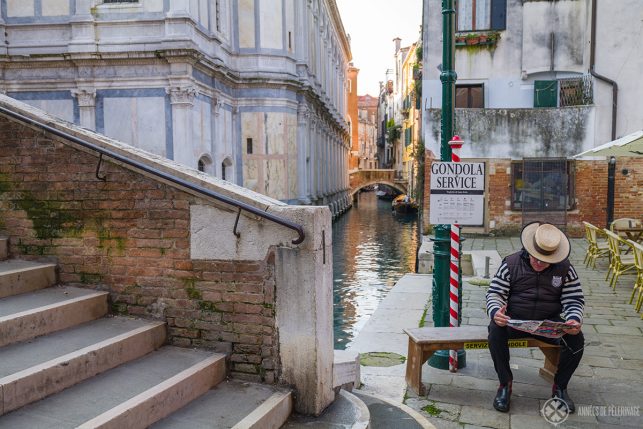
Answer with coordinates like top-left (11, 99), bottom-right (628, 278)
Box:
top-left (534, 75), bottom-right (593, 108)
top-left (511, 160), bottom-right (576, 211)
top-left (103, 0), bottom-right (138, 3)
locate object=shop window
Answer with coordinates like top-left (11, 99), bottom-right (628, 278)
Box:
top-left (511, 160), bottom-right (576, 211)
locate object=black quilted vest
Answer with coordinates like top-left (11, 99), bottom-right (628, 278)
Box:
top-left (505, 250), bottom-right (570, 320)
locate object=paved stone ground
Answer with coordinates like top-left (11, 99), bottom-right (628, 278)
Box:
top-left (404, 237), bottom-right (643, 429)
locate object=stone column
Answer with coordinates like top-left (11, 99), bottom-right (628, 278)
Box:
top-left (334, 135), bottom-right (339, 194)
top-left (69, 0), bottom-right (96, 53)
top-left (322, 126), bottom-right (328, 197)
top-left (168, 0), bottom-right (190, 16)
top-left (71, 88), bottom-right (96, 130)
top-left (167, 86), bottom-right (197, 163)
top-left (317, 123), bottom-right (323, 198)
top-left (297, 104), bottom-right (311, 204)
top-left (0, 11), bottom-right (6, 57)
top-left (273, 205), bottom-right (334, 415)
top-left (309, 118), bottom-right (317, 201)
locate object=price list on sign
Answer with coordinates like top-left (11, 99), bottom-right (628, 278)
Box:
top-left (429, 161), bottom-right (485, 225)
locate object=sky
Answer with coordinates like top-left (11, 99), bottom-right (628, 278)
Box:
top-left (336, 0), bottom-right (423, 97)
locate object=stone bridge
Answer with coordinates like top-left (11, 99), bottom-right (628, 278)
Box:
top-left (348, 169), bottom-right (407, 197)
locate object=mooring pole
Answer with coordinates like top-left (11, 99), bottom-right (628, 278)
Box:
top-left (429, 0), bottom-right (466, 370)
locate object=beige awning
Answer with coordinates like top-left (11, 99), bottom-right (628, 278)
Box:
top-left (575, 130), bottom-right (643, 157)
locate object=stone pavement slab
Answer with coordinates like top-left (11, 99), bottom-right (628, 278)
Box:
top-left (347, 274), bottom-right (432, 403)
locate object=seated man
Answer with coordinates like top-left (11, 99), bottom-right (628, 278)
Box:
top-left (486, 222), bottom-right (584, 413)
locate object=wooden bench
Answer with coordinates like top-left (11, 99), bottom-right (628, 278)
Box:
top-left (404, 326), bottom-right (560, 395)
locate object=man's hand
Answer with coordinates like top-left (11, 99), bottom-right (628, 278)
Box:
top-left (562, 319), bottom-right (581, 335)
top-left (493, 305), bottom-right (510, 327)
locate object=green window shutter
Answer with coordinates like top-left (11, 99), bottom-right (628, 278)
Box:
top-left (534, 80), bottom-right (558, 108)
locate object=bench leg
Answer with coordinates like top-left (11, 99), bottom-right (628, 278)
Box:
top-left (538, 347), bottom-right (560, 383)
top-left (406, 341), bottom-right (433, 396)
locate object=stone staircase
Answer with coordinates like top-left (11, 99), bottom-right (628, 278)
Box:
top-left (0, 237), bottom-right (292, 428)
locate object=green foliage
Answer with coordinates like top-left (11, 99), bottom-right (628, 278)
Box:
top-left (386, 119), bottom-right (402, 143)
top-left (13, 191), bottom-right (82, 240)
top-left (413, 138), bottom-right (426, 202)
top-left (419, 306), bottom-right (429, 328)
top-left (111, 302), bottom-right (129, 315)
top-left (199, 301), bottom-right (217, 312)
top-left (422, 402), bottom-right (444, 416)
top-left (359, 352), bottom-right (406, 367)
top-left (79, 272), bottom-right (103, 284)
top-left (184, 278), bottom-right (202, 300)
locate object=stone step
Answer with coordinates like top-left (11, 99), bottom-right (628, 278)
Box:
top-left (0, 259), bottom-right (57, 299)
top-left (0, 317), bottom-right (166, 415)
top-left (0, 237), bottom-right (7, 261)
top-left (0, 286), bottom-right (108, 347)
top-left (151, 380), bottom-right (292, 429)
top-left (0, 347), bottom-right (226, 429)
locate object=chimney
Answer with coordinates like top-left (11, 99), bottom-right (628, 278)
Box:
top-left (393, 37), bottom-right (401, 54)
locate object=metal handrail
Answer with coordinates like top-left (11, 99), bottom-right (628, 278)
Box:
top-left (0, 105), bottom-right (305, 245)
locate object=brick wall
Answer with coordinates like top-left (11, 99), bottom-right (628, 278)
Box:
top-left (423, 155), bottom-right (642, 238)
top-left (613, 157), bottom-right (643, 220)
top-left (0, 117), bottom-right (278, 383)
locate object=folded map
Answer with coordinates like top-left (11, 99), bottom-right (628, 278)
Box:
top-left (506, 319), bottom-right (568, 338)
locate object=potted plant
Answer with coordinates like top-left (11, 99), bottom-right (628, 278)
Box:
top-left (455, 34), bottom-right (466, 45)
top-left (479, 33), bottom-right (488, 44)
top-left (487, 32), bottom-right (500, 44)
top-left (466, 33), bottom-right (480, 45)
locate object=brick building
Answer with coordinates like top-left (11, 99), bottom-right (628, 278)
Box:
top-left (422, 154), bottom-right (642, 237)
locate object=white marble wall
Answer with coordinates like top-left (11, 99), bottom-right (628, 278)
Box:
top-left (1, 0), bottom-right (350, 208)
top-left (104, 96), bottom-right (167, 157)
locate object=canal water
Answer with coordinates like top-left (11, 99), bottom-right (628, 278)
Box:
top-left (332, 191), bottom-right (419, 349)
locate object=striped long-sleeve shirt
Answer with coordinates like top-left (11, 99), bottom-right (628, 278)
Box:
top-left (486, 259), bottom-right (584, 323)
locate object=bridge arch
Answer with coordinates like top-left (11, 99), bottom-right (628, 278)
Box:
top-left (349, 169), bottom-right (408, 197)
top-left (349, 180), bottom-right (407, 197)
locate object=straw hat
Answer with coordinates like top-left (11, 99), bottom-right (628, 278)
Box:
top-left (520, 222), bottom-right (570, 264)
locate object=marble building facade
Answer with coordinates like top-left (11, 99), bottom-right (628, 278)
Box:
top-left (0, 0), bottom-right (352, 212)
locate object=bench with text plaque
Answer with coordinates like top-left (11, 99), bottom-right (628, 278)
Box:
top-left (404, 326), bottom-right (560, 395)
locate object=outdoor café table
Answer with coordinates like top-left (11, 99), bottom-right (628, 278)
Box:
top-left (618, 227), bottom-right (643, 243)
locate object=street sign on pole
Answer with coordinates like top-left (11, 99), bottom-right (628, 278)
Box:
top-left (429, 161), bottom-right (485, 225)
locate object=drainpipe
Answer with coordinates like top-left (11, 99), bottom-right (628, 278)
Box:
top-left (590, 0), bottom-right (618, 141)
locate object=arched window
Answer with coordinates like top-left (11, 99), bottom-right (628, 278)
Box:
top-left (221, 157), bottom-right (233, 182)
top-left (197, 155), bottom-right (213, 174)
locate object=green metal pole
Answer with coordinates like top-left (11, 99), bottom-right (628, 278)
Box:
top-left (429, 0), bottom-right (466, 370)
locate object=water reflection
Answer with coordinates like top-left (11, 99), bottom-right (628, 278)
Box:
top-left (332, 191), bottom-right (418, 349)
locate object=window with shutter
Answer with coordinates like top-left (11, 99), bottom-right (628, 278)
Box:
top-left (534, 81), bottom-right (558, 108)
top-left (457, 0), bottom-right (505, 31)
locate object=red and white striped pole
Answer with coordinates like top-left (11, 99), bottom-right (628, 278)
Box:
top-left (448, 135), bottom-right (463, 372)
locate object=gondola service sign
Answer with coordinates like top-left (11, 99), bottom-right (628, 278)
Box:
top-left (429, 161), bottom-right (485, 225)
